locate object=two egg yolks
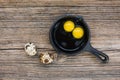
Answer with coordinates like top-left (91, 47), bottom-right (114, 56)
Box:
top-left (63, 21), bottom-right (84, 39)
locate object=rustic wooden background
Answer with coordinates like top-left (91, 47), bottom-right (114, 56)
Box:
top-left (0, 0), bottom-right (120, 80)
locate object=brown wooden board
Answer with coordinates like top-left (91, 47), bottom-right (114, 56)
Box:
top-left (0, 0), bottom-right (120, 80)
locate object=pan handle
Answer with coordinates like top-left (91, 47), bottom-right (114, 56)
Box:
top-left (85, 43), bottom-right (109, 63)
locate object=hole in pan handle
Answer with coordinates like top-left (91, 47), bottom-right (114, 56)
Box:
top-left (85, 43), bottom-right (109, 63)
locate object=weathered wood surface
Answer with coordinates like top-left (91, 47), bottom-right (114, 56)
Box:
top-left (0, 0), bottom-right (120, 80)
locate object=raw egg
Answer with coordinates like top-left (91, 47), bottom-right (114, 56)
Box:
top-left (63, 21), bottom-right (75, 32)
top-left (72, 27), bottom-right (84, 39)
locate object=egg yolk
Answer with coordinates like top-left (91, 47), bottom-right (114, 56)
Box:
top-left (72, 27), bottom-right (84, 39)
top-left (63, 21), bottom-right (75, 32)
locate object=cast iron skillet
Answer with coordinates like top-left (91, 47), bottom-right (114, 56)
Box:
top-left (49, 15), bottom-right (109, 63)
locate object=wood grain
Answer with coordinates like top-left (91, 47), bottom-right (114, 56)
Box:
top-left (0, 0), bottom-right (120, 7)
top-left (0, 0), bottom-right (120, 80)
top-left (0, 7), bottom-right (119, 21)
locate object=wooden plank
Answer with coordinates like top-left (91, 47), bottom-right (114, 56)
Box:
top-left (0, 0), bottom-right (120, 7)
top-left (0, 20), bottom-right (119, 28)
top-left (0, 7), bottom-right (119, 21)
top-left (0, 7), bottom-right (119, 22)
top-left (0, 50), bottom-right (119, 79)
top-left (0, 7), bottom-right (119, 13)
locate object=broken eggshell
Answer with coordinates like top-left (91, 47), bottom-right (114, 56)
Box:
top-left (24, 43), bottom-right (37, 56)
top-left (39, 52), bottom-right (57, 64)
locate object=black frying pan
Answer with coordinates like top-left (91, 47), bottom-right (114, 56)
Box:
top-left (49, 15), bottom-right (109, 63)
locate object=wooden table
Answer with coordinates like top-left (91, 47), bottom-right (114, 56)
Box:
top-left (0, 0), bottom-right (120, 80)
